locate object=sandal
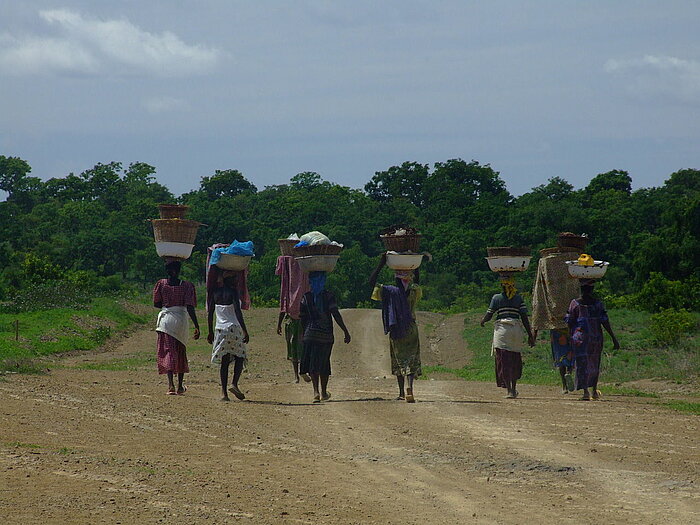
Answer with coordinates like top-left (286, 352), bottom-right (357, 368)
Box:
top-left (579, 393), bottom-right (591, 401)
top-left (167, 389), bottom-right (177, 396)
top-left (176, 385), bottom-right (187, 395)
top-left (313, 394), bottom-right (321, 403)
top-left (302, 374), bottom-right (312, 383)
top-left (592, 390), bottom-right (602, 400)
top-left (321, 392), bottom-right (331, 401)
top-left (405, 388), bottom-right (415, 403)
top-left (229, 386), bottom-right (245, 400)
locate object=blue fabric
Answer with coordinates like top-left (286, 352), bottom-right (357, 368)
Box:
top-left (209, 240), bottom-right (255, 265)
top-left (294, 240), bottom-right (309, 248)
top-left (309, 271), bottom-right (326, 310)
top-left (380, 285), bottom-right (412, 340)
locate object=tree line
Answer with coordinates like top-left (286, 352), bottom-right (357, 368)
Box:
top-left (0, 155), bottom-right (698, 312)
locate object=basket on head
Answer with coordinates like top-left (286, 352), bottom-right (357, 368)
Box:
top-left (557, 233), bottom-right (588, 251)
top-left (158, 204), bottom-right (190, 219)
top-left (215, 254), bottom-right (252, 271)
top-left (292, 244), bottom-right (343, 257)
top-left (151, 219), bottom-right (202, 244)
top-left (278, 239), bottom-right (298, 256)
top-left (380, 234), bottom-right (421, 253)
top-left (295, 255), bottom-right (339, 273)
top-left (486, 246), bottom-right (531, 257)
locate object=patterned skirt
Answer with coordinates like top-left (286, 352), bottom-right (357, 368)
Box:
top-left (389, 321), bottom-right (422, 377)
top-left (494, 348), bottom-right (522, 387)
top-left (211, 324), bottom-right (248, 368)
top-left (551, 329), bottom-right (575, 368)
top-left (156, 331), bottom-right (189, 375)
top-left (300, 341), bottom-right (333, 376)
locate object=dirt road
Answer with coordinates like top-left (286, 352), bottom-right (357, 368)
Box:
top-left (1, 308), bottom-right (698, 524)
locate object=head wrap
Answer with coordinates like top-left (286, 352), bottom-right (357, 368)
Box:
top-left (309, 271), bottom-right (327, 308)
top-left (500, 276), bottom-right (517, 300)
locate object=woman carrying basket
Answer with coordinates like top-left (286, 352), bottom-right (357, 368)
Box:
top-left (481, 277), bottom-right (535, 399)
top-left (153, 260), bottom-right (200, 395)
top-left (369, 253), bottom-right (423, 403)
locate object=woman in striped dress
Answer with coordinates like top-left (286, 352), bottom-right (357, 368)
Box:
top-left (481, 278), bottom-right (535, 399)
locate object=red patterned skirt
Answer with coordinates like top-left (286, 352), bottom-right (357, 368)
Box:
top-left (494, 348), bottom-right (522, 387)
top-left (156, 332), bottom-right (189, 374)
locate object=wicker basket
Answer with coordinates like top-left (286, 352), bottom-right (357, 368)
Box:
top-left (486, 246), bottom-right (531, 257)
top-left (158, 204), bottom-right (190, 219)
top-left (380, 234), bottom-right (421, 253)
top-left (292, 244), bottom-right (344, 257)
top-left (278, 239), bottom-right (298, 256)
top-left (151, 219), bottom-right (202, 244)
top-left (557, 233), bottom-right (588, 251)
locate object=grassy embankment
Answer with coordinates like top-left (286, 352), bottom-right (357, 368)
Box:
top-left (422, 308), bottom-right (700, 413)
top-left (0, 297), bottom-right (150, 373)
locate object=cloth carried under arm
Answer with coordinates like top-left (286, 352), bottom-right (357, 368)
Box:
top-left (373, 285), bottom-right (413, 340)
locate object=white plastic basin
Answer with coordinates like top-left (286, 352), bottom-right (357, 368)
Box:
top-left (485, 255), bottom-right (531, 272)
top-left (386, 253), bottom-right (424, 270)
top-left (215, 254), bottom-right (252, 271)
top-left (566, 260), bottom-right (609, 279)
top-left (295, 255), bottom-right (339, 273)
top-left (154, 242), bottom-right (194, 259)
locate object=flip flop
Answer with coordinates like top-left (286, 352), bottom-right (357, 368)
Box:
top-left (592, 390), bottom-right (602, 400)
top-left (302, 374), bottom-right (312, 383)
top-left (228, 386), bottom-right (245, 400)
top-left (167, 390), bottom-right (177, 396)
top-left (321, 392), bottom-right (331, 401)
top-left (313, 395), bottom-right (321, 403)
top-left (177, 386), bottom-right (187, 395)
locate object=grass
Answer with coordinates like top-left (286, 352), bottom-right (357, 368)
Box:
top-left (422, 308), bottom-right (700, 390)
top-left (0, 297), bottom-right (149, 373)
top-left (6, 441), bottom-right (41, 449)
top-left (661, 400), bottom-right (700, 415)
top-left (72, 355), bottom-right (154, 371)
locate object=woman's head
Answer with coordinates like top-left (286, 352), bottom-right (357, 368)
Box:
top-left (165, 260), bottom-right (182, 278)
top-left (222, 270), bottom-right (237, 288)
top-left (580, 279), bottom-right (595, 297)
top-left (499, 276), bottom-right (517, 299)
top-left (394, 270), bottom-right (414, 289)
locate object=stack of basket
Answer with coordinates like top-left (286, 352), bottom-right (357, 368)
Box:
top-left (485, 246), bottom-right (532, 275)
top-left (381, 227), bottom-right (424, 270)
top-left (151, 204), bottom-right (203, 260)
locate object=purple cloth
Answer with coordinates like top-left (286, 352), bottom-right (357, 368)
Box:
top-left (380, 285), bottom-right (412, 340)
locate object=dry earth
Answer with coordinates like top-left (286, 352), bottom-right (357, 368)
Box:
top-left (0, 308), bottom-right (698, 524)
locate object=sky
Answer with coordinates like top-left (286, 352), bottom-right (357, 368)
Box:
top-left (1, 1), bottom-right (699, 197)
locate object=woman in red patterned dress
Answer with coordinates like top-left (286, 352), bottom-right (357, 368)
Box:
top-left (153, 261), bottom-right (200, 394)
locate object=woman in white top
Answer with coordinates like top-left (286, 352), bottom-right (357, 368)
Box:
top-left (207, 272), bottom-right (249, 402)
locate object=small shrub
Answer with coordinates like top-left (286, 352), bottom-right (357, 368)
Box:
top-left (649, 308), bottom-right (696, 346)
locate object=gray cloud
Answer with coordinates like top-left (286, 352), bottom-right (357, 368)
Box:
top-left (605, 54), bottom-right (700, 102)
top-left (0, 8), bottom-right (222, 77)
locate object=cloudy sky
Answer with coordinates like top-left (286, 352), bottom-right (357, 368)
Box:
top-left (1, 1), bottom-right (698, 197)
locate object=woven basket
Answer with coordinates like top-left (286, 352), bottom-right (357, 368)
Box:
top-left (151, 219), bottom-right (202, 244)
top-left (486, 246), bottom-right (531, 257)
top-left (292, 244), bottom-right (343, 257)
top-left (278, 239), bottom-right (298, 256)
top-left (557, 233), bottom-right (588, 250)
top-left (380, 234), bottom-right (421, 253)
top-left (158, 204), bottom-right (190, 219)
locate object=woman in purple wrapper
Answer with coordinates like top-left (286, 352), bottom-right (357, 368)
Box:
top-left (565, 279), bottom-right (620, 401)
top-left (369, 253), bottom-right (423, 403)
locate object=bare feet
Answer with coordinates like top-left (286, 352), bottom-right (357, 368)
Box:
top-left (302, 374), bottom-right (311, 383)
top-left (313, 394), bottom-right (321, 403)
top-left (321, 392), bottom-right (331, 401)
top-left (220, 395), bottom-right (230, 402)
top-left (228, 385), bottom-right (245, 400)
top-left (177, 385), bottom-right (187, 395)
top-left (294, 377), bottom-right (300, 384)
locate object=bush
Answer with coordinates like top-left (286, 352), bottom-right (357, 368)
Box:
top-left (636, 272), bottom-right (699, 312)
top-left (0, 280), bottom-right (92, 313)
top-left (649, 308), bottom-right (697, 346)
